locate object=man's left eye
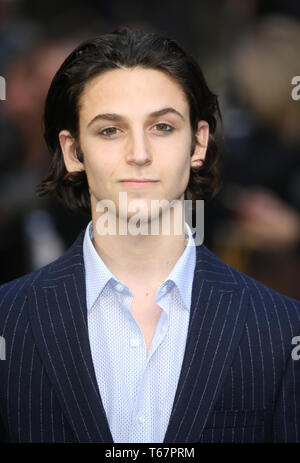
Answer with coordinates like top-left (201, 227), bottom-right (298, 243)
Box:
top-left (153, 123), bottom-right (174, 132)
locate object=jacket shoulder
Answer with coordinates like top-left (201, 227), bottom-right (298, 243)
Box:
top-left (0, 265), bottom-right (50, 325)
top-left (0, 230), bottom-right (85, 324)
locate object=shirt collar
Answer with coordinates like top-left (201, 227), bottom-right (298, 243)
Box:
top-left (161, 221), bottom-right (196, 311)
top-left (83, 220), bottom-right (196, 312)
top-left (83, 221), bottom-right (116, 311)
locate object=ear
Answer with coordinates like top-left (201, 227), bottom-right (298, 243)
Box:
top-left (190, 120), bottom-right (209, 169)
top-left (58, 130), bottom-right (85, 173)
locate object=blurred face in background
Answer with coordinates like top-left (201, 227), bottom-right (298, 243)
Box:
top-left (6, 43), bottom-right (69, 127)
top-left (5, 42), bottom-right (74, 167)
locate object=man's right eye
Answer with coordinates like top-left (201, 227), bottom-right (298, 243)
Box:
top-left (99, 127), bottom-right (121, 137)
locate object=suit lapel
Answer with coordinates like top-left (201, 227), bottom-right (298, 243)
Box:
top-left (28, 232), bottom-right (113, 443)
top-left (163, 245), bottom-right (250, 443)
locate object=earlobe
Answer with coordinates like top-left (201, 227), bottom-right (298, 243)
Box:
top-left (59, 130), bottom-right (85, 173)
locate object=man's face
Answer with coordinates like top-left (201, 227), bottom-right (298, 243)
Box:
top-left (60, 66), bottom-right (207, 224)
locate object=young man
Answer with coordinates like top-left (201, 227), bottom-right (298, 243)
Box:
top-left (0, 27), bottom-right (299, 443)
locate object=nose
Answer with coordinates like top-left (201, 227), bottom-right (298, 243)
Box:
top-left (125, 128), bottom-right (152, 166)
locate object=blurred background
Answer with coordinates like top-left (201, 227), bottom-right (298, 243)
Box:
top-left (0, 0), bottom-right (299, 299)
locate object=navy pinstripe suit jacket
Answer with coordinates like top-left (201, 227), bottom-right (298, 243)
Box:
top-left (0, 230), bottom-right (299, 443)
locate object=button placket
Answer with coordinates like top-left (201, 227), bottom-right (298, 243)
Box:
top-left (130, 338), bottom-right (140, 348)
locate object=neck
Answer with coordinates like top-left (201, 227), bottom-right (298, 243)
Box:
top-left (90, 205), bottom-right (187, 291)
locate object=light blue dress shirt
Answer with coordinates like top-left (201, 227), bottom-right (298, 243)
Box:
top-left (83, 220), bottom-right (196, 443)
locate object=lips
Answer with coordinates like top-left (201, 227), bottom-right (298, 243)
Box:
top-left (119, 179), bottom-right (159, 189)
top-left (120, 179), bottom-right (158, 182)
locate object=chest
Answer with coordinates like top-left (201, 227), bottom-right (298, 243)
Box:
top-left (130, 294), bottom-right (163, 355)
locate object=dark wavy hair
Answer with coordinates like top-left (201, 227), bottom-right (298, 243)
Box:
top-left (37, 26), bottom-right (222, 215)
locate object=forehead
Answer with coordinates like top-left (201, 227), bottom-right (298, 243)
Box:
top-left (78, 66), bottom-right (189, 119)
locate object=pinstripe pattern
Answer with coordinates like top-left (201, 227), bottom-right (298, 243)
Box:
top-left (0, 231), bottom-right (299, 442)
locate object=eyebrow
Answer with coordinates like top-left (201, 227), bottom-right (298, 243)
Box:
top-left (87, 107), bottom-right (185, 127)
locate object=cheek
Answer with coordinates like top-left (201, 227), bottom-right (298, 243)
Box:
top-left (85, 158), bottom-right (104, 183)
top-left (82, 139), bottom-right (118, 177)
top-left (174, 149), bottom-right (191, 180)
top-left (82, 145), bottom-right (108, 180)
top-left (160, 144), bottom-right (190, 187)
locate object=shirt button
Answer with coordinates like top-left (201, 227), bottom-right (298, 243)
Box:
top-left (115, 283), bottom-right (124, 292)
top-left (130, 338), bottom-right (140, 347)
top-left (138, 416), bottom-right (145, 424)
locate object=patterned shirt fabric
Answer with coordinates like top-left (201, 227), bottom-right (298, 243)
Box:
top-left (83, 220), bottom-right (196, 443)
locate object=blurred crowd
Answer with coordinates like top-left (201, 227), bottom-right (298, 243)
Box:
top-left (0, 0), bottom-right (299, 298)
